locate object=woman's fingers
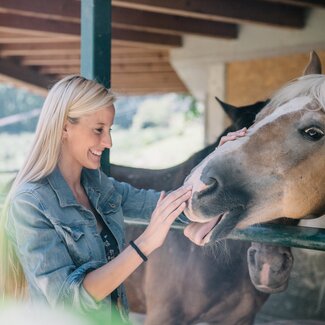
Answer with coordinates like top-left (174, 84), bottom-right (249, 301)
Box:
top-left (219, 127), bottom-right (247, 147)
top-left (158, 191), bottom-right (166, 204)
top-left (156, 186), bottom-right (192, 213)
top-left (165, 202), bottom-right (187, 225)
top-left (162, 190), bottom-right (191, 221)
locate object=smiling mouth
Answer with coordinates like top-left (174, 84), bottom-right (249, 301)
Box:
top-left (90, 149), bottom-right (102, 159)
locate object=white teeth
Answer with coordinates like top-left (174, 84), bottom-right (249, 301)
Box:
top-left (90, 149), bottom-right (102, 156)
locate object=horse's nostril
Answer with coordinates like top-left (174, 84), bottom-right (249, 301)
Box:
top-left (206, 177), bottom-right (217, 186)
top-left (201, 172), bottom-right (218, 187)
top-left (280, 252), bottom-right (292, 271)
top-left (248, 248), bottom-right (257, 267)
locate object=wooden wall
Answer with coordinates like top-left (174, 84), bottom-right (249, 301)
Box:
top-left (226, 51), bottom-right (325, 106)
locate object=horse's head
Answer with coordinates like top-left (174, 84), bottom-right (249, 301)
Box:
top-left (184, 52), bottom-right (325, 245)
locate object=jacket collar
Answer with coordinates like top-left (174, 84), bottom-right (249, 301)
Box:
top-left (47, 166), bottom-right (101, 208)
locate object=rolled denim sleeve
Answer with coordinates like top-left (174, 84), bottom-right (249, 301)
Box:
top-left (7, 192), bottom-right (106, 312)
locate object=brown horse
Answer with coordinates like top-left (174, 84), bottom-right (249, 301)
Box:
top-left (116, 97), bottom-right (295, 323)
top-left (184, 52), bottom-right (325, 246)
top-left (121, 53), bottom-right (322, 325)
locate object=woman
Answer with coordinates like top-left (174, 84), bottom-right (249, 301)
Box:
top-left (0, 75), bottom-right (192, 322)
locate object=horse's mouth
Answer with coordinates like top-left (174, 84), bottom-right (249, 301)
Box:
top-left (185, 212), bottom-right (228, 245)
top-left (253, 282), bottom-right (288, 294)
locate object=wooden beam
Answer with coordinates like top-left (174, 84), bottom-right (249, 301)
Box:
top-left (0, 0), bottom-right (238, 39)
top-left (0, 58), bottom-right (51, 96)
top-left (0, 13), bottom-right (80, 37)
top-left (112, 0), bottom-right (306, 28)
top-left (21, 56), bottom-right (81, 66)
top-left (112, 71), bottom-right (183, 81)
top-left (112, 7), bottom-right (238, 39)
top-left (0, 0), bottom-right (79, 23)
top-left (112, 27), bottom-right (182, 48)
top-left (112, 62), bottom-right (174, 73)
top-left (20, 50), bottom-right (169, 65)
top-left (0, 31), bottom-right (75, 44)
top-left (0, 42), bottom-right (80, 56)
top-left (40, 62), bottom-right (175, 74)
top-left (0, 0), bottom-right (306, 29)
top-left (262, 0), bottom-right (325, 8)
top-left (0, 14), bottom-right (182, 48)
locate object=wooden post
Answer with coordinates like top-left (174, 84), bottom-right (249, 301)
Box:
top-left (81, 0), bottom-right (112, 175)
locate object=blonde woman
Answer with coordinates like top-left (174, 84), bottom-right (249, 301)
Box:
top-left (0, 75), bottom-right (192, 322)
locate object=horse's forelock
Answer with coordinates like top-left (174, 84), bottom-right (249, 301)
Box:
top-left (255, 75), bottom-right (325, 123)
top-left (271, 75), bottom-right (325, 112)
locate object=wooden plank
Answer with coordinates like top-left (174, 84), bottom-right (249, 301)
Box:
top-left (0, 58), bottom-right (50, 96)
top-left (112, 0), bottom-right (306, 28)
top-left (112, 7), bottom-right (238, 39)
top-left (0, 42), bottom-right (80, 56)
top-left (21, 56), bottom-right (81, 66)
top-left (0, 0), bottom-right (306, 28)
top-left (0, 1), bottom-right (237, 39)
top-left (20, 51), bottom-right (169, 66)
top-left (0, 14), bottom-right (182, 48)
top-left (262, 0), bottom-right (325, 8)
top-left (0, 0), bottom-right (79, 23)
top-left (0, 36), bottom-right (76, 44)
top-left (0, 13), bottom-right (80, 37)
top-left (112, 63), bottom-right (173, 73)
top-left (112, 27), bottom-right (182, 48)
top-left (40, 62), bottom-right (175, 74)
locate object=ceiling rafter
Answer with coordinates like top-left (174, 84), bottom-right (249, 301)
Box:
top-left (0, 14), bottom-right (182, 48)
top-left (0, 0), bottom-right (319, 95)
top-left (262, 0), bottom-right (325, 8)
top-left (112, 0), bottom-right (306, 28)
top-left (0, 1), bottom-right (238, 40)
top-left (0, 57), bottom-right (51, 96)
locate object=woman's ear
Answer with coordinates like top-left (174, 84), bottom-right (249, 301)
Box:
top-left (62, 122), bottom-right (69, 139)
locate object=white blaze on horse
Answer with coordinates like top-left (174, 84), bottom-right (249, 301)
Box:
top-left (184, 56), bottom-right (325, 246)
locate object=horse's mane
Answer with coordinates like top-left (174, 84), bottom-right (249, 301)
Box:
top-left (256, 74), bottom-right (325, 122)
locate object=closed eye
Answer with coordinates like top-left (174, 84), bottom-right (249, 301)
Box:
top-left (94, 128), bottom-right (103, 134)
top-left (300, 126), bottom-right (324, 141)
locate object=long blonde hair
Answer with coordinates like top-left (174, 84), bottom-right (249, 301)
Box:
top-left (0, 75), bottom-right (115, 300)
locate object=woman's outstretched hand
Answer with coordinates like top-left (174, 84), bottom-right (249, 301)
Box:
top-left (183, 127), bottom-right (248, 246)
top-left (136, 186), bottom-right (192, 256)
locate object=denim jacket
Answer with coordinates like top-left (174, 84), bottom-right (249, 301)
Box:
top-left (6, 167), bottom-right (163, 319)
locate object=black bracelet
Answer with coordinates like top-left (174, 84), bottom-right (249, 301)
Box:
top-left (129, 240), bottom-right (148, 262)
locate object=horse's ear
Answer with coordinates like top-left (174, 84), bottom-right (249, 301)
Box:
top-left (215, 97), bottom-right (239, 122)
top-left (303, 51), bottom-right (322, 75)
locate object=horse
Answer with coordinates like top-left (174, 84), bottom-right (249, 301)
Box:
top-left (183, 52), bottom-right (325, 245)
top-left (112, 93), bottom-right (297, 322)
top-left (120, 53), bottom-right (323, 324)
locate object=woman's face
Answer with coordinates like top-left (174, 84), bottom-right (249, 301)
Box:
top-left (61, 106), bottom-right (115, 170)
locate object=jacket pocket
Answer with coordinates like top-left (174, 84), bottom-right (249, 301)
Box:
top-left (54, 223), bottom-right (92, 266)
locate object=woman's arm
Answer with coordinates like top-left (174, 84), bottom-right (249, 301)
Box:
top-left (8, 192), bottom-right (105, 311)
top-left (83, 186), bottom-right (191, 301)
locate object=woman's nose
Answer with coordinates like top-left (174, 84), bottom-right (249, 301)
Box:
top-left (102, 133), bottom-right (112, 149)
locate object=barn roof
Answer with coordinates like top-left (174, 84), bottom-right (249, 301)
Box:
top-left (0, 0), bottom-right (324, 95)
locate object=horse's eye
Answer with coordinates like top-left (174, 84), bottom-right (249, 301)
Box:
top-left (302, 126), bottom-right (324, 141)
